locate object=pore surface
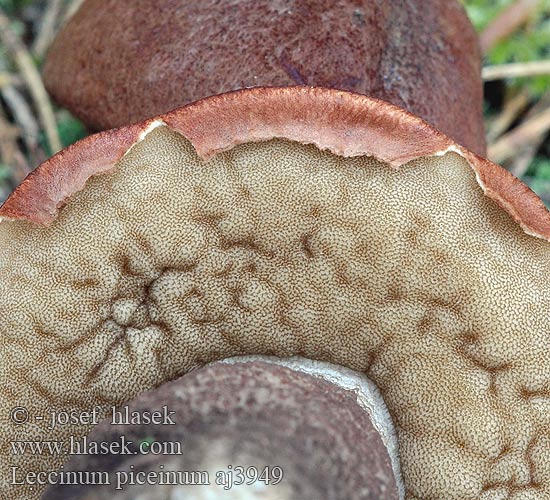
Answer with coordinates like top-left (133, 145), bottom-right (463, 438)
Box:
top-left (0, 127), bottom-right (549, 499)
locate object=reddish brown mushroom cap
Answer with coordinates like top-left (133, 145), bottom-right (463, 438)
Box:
top-left (43, 0), bottom-right (486, 155)
top-left (1, 87), bottom-right (547, 238)
top-left (1, 87), bottom-right (550, 500)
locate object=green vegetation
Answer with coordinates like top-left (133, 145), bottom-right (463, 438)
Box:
top-left (0, 0), bottom-right (33, 15)
top-left (526, 156), bottom-right (550, 198)
top-left (40, 111), bottom-right (87, 157)
top-left (464, 0), bottom-right (550, 96)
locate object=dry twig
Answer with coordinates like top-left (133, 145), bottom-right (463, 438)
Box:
top-left (32, 0), bottom-right (64, 60)
top-left (0, 71), bottom-right (23, 88)
top-left (479, 0), bottom-right (539, 55)
top-left (0, 104), bottom-right (19, 164)
top-left (487, 89), bottom-right (530, 142)
top-left (63, 0), bottom-right (85, 22)
top-left (0, 9), bottom-right (61, 154)
top-left (508, 93), bottom-right (550, 177)
top-left (0, 103), bottom-right (31, 183)
top-left (1, 85), bottom-right (41, 165)
top-left (483, 60), bottom-right (550, 81)
top-left (488, 105), bottom-right (550, 164)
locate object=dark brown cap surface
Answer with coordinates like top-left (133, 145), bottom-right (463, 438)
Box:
top-left (43, 0), bottom-right (485, 154)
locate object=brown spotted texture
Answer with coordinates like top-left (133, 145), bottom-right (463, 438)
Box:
top-left (43, 0), bottom-right (486, 155)
top-left (0, 128), bottom-right (549, 499)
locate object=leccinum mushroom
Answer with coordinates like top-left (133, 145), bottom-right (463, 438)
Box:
top-left (41, 358), bottom-right (401, 500)
top-left (43, 0), bottom-right (486, 155)
top-left (1, 87), bottom-right (549, 499)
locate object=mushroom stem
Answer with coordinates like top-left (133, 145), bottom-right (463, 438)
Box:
top-left (41, 357), bottom-right (403, 500)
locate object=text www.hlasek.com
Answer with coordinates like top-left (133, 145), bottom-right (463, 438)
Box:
top-left (11, 434), bottom-right (176, 457)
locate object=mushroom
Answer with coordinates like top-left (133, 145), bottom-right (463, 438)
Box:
top-left (43, 0), bottom-right (486, 154)
top-left (1, 87), bottom-right (549, 500)
top-left (41, 357), bottom-right (401, 500)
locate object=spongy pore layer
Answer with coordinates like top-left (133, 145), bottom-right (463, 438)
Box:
top-left (1, 126), bottom-right (549, 500)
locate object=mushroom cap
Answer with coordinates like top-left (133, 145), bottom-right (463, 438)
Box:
top-left (1, 87), bottom-right (549, 500)
top-left (43, 0), bottom-right (486, 155)
top-left (41, 357), bottom-right (401, 500)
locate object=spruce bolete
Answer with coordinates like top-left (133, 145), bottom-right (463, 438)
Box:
top-left (43, 0), bottom-right (486, 154)
top-left (1, 87), bottom-right (549, 499)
